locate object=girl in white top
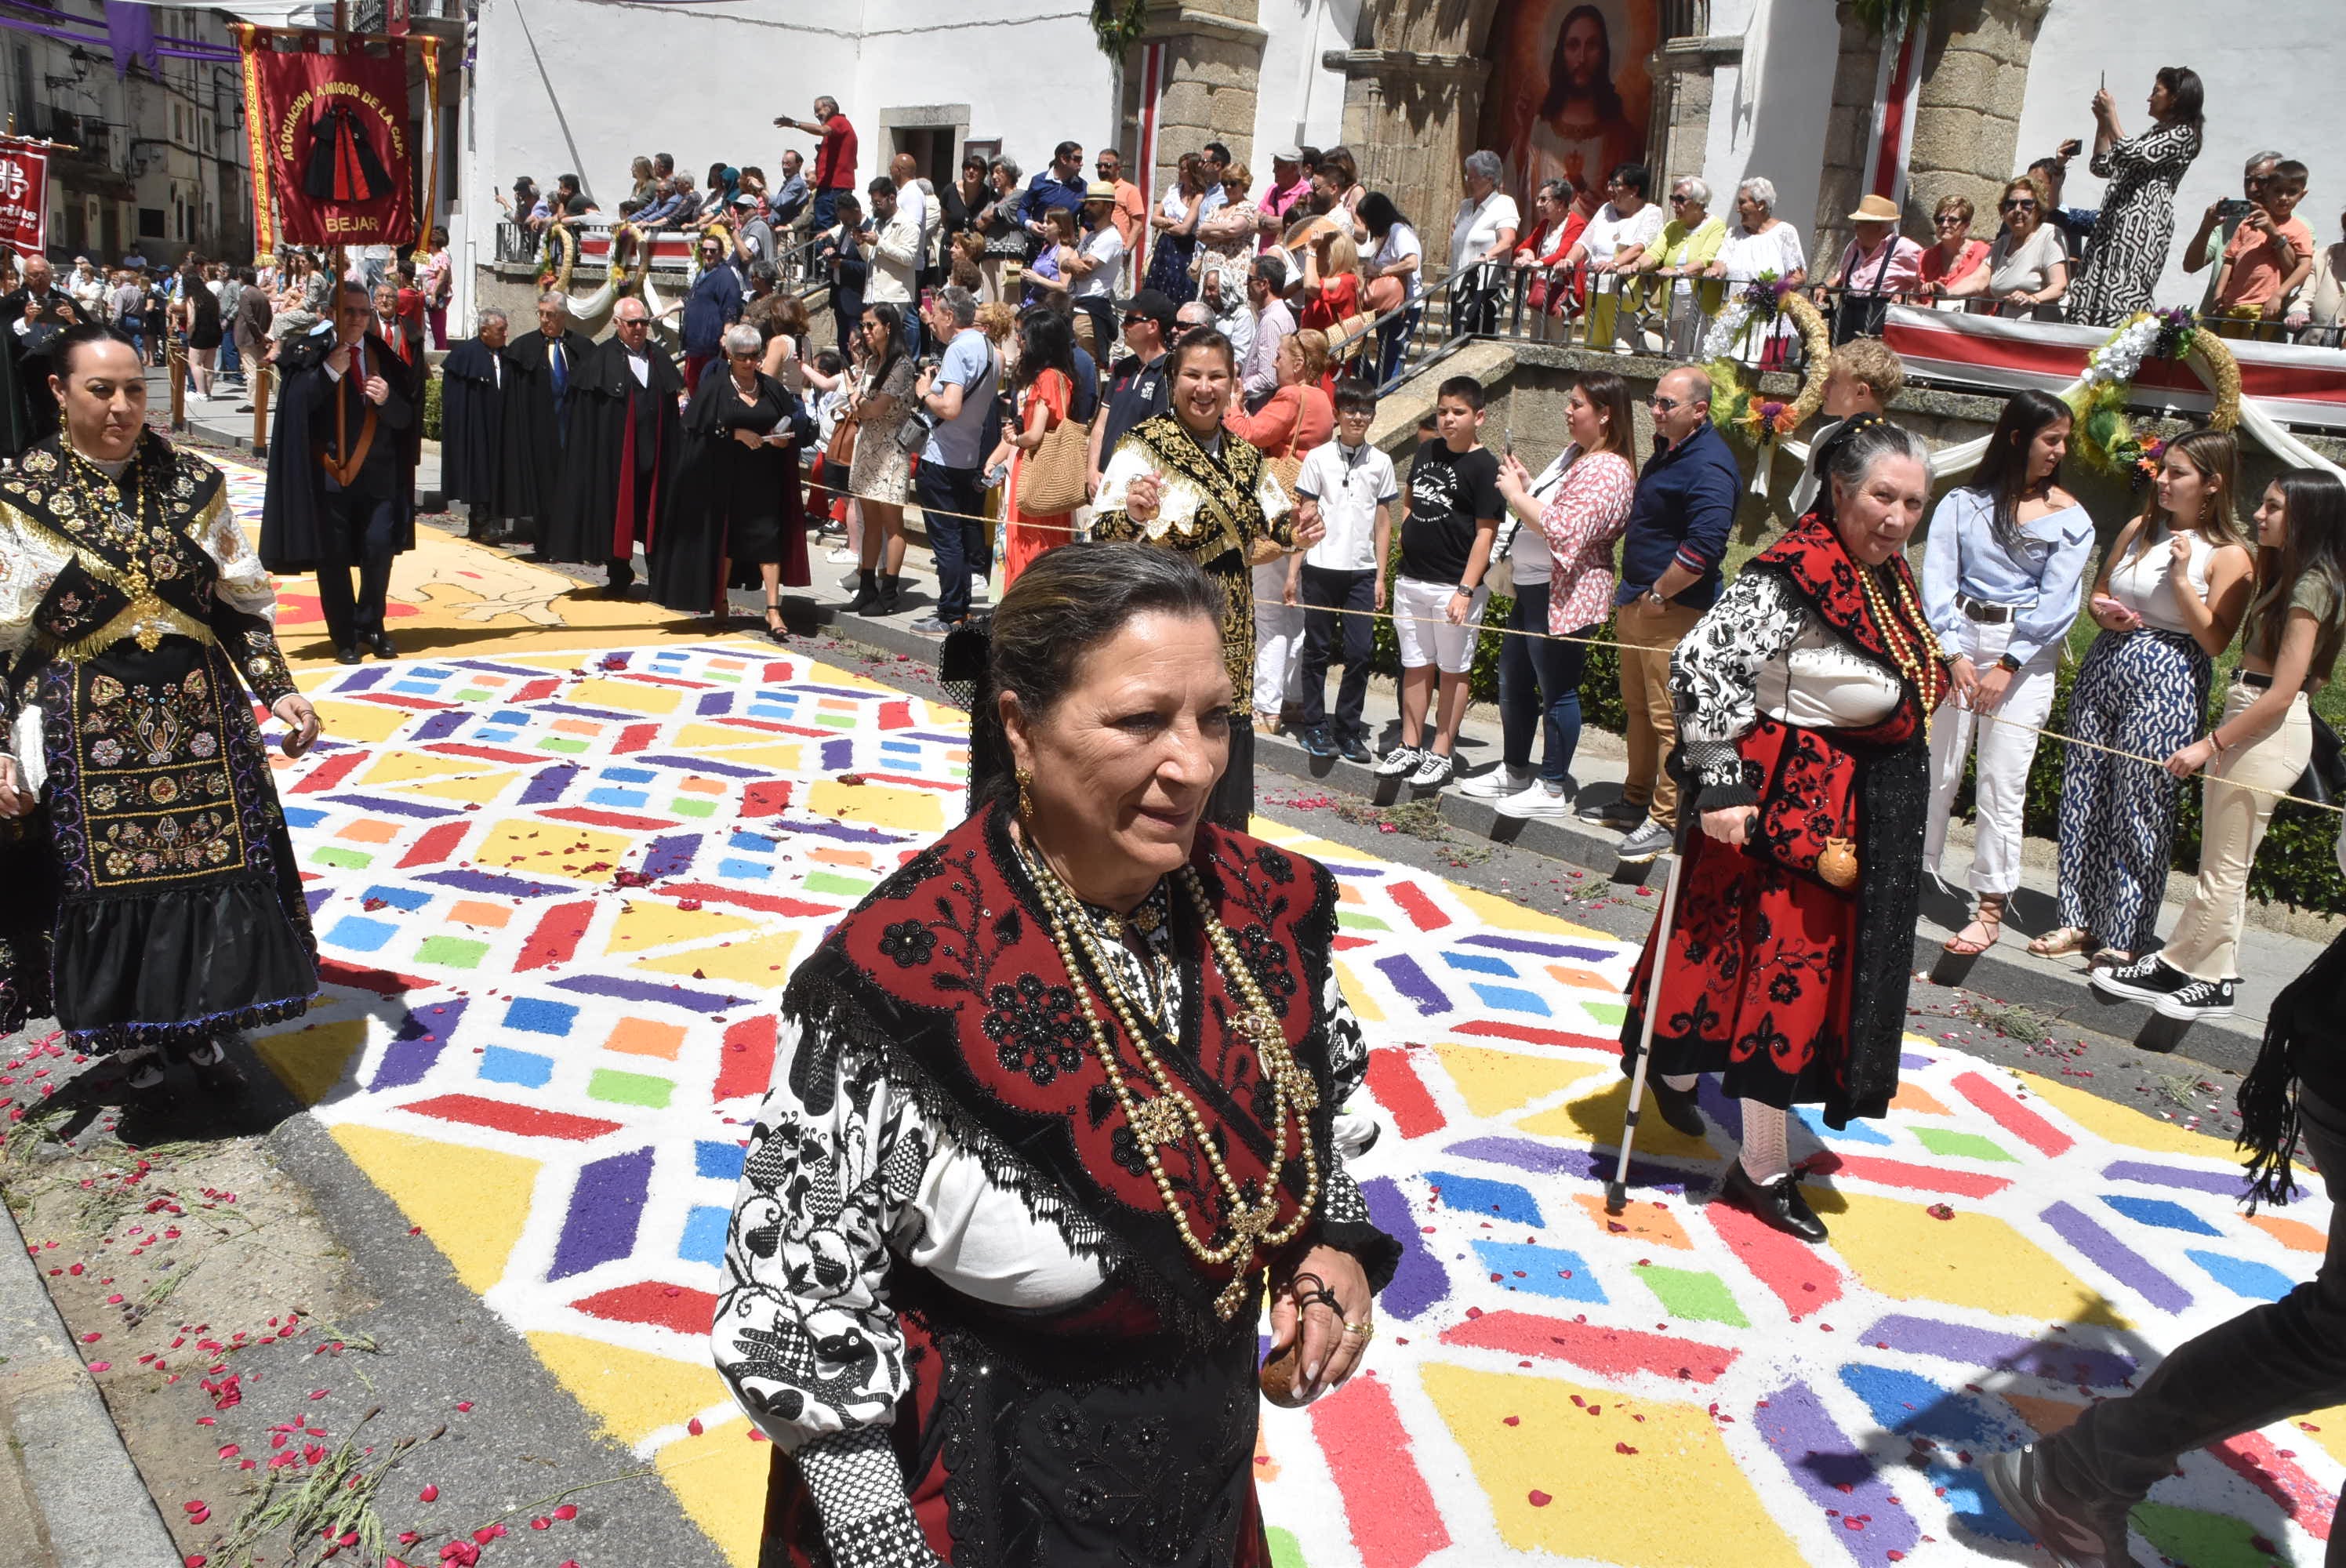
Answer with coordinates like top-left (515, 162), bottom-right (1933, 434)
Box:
top-left (2037, 430), bottom-right (2255, 966)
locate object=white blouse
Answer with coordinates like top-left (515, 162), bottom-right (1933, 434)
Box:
top-left (2106, 528), bottom-right (2216, 634)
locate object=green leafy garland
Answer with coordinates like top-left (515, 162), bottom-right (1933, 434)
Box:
top-left (1091, 0), bottom-right (1149, 58)
top-left (1849, 0), bottom-right (1930, 35)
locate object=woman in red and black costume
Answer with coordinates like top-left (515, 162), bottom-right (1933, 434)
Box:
top-left (714, 543), bottom-right (1397, 1568)
top-left (1622, 419), bottom-right (1950, 1245)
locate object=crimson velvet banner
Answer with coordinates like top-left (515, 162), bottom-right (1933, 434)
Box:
top-left (0, 137), bottom-right (50, 256)
top-left (237, 29), bottom-right (416, 254)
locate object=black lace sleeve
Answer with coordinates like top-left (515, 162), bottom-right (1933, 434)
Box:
top-left (1302, 971), bottom-right (1401, 1292)
top-left (1668, 570), bottom-right (1808, 810)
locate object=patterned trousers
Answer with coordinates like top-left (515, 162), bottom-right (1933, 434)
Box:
top-left (2054, 628), bottom-right (2210, 953)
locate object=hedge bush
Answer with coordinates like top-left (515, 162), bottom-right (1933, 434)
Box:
top-left (422, 367), bottom-right (443, 443)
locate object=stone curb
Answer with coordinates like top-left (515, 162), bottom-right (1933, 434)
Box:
top-left (0, 1193), bottom-right (183, 1568)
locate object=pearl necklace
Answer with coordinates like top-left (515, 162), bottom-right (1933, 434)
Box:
top-left (1020, 843), bottom-right (1320, 1320)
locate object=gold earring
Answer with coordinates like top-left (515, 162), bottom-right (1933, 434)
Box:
top-left (1016, 767), bottom-right (1035, 822)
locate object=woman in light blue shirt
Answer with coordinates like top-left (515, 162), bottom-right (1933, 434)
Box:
top-left (1921, 390), bottom-right (2095, 953)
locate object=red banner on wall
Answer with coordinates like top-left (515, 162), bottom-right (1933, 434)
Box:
top-left (235, 27), bottom-right (416, 253)
top-left (0, 138), bottom-right (50, 256)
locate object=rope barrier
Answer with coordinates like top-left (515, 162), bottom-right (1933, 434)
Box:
top-left (778, 470), bottom-right (2345, 818)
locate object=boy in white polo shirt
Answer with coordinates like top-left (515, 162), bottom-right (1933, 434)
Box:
top-left (1376, 376), bottom-right (1502, 789)
top-left (1288, 383), bottom-right (1396, 763)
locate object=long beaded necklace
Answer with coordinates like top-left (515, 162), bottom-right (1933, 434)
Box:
top-left (1855, 557), bottom-right (1949, 733)
top-left (1019, 839), bottom-right (1320, 1320)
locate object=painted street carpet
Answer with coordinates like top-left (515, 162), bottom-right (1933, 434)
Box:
top-left (211, 448), bottom-right (2341, 1567)
top-left (248, 640), bottom-right (2343, 1568)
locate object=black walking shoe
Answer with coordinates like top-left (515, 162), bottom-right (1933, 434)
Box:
top-left (1979, 1445), bottom-right (2140, 1568)
top-left (2089, 954), bottom-right (2189, 1007)
top-left (845, 569), bottom-right (881, 615)
top-left (1338, 735), bottom-right (1373, 764)
top-left (1647, 1078), bottom-right (1706, 1138)
top-left (2153, 975), bottom-right (2237, 1022)
top-left (1719, 1161), bottom-right (1828, 1243)
top-left (367, 630), bottom-right (397, 659)
top-left (1298, 724), bottom-right (1338, 759)
top-left (873, 572), bottom-right (902, 615)
top-left (1578, 795), bottom-right (1646, 831)
top-left (335, 644), bottom-right (362, 666)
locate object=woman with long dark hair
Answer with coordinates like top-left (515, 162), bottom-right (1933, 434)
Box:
top-left (176, 263), bottom-right (222, 397)
top-left (1484, 369), bottom-right (1639, 818)
top-left (1919, 389), bottom-right (2094, 954)
top-left (2036, 429), bottom-right (2254, 965)
top-left (843, 302), bottom-right (915, 615)
top-left (2094, 469), bottom-right (2346, 1018)
top-left (1359, 192), bottom-right (1423, 386)
top-left (1146, 151), bottom-right (1208, 303)
top-left (1000, 306), bottom-right (1080, 588)
top-left (2067, 66), bottom-right (2206, 325)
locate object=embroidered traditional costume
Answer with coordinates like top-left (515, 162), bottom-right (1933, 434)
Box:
top-left (1092, 415), bottom-right (1294, 830)
top-left (714, 804), bottom-right (1396, 1568)
top-left (1622, 513), bottom-right (1950, 1125)
top-left (0, 435), bottom-right (316, 1050)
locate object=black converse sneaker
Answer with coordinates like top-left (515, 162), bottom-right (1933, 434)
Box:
top-left (2088, 953), bottom-right (2189, 1006)
top-left (2154, 975), bottom-right (2237, 1022)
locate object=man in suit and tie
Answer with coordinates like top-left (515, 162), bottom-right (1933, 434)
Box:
top-left (260, 280), bottom-right (419, 663)
top-left (500, 292), bottom-right (593, 547)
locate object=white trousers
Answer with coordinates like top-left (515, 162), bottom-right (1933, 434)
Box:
top-left (1923, 612), bottom-right (2062, 896)
top-left (1251, 560), bottom-right (1306, 714)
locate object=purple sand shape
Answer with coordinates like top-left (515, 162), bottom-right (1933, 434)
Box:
top-left (637, 754), bottom-right (770, 779)
top-left (1752, 1380), bottom-right (1923, 1566)
top-left (1321, 862), bottom-right (1389, 878)
top-left (1901, 1052), bottom-right (1934, 1071)
top-left (1697, 1076), bottom-right (1745, 1142)
top-left (2040, 1201), bottom-right (2193, 1314)
top-left (2101, 1160), bottom-right (2247, 1197)
top-left (695, 691), bottom-right (733, 715)
top-left (1374, 953), bottom-right (1449, 1015)
top-left (412, 711), bottom-right (467, 742)
top-left (905, 731), bottom-right (967, 745)
top-left (820, 738), bottom-right (854, 771)
top-left (549, 1149), bottom-right (656, 1279)
top-left (1855, 1313), bottom-right (2136, 1387)
top-left (372, 998), bottom-right (470, 1091)
top-left (419, 868), bottom-right (565, 898)
top-left (1461, 933), bottom-right (1617, 963)
top-left (456, 658), bottom-right (554, 678)
top-left (538, 702), bottom-right (648, 723)
top-left (1361, 1176), bottom-right (1448, 1319)
top-left (520, 763), bottom-right (582, 806)
top-left (764, 818), bottom-right (909, 844)
top-left (1443, 1134), bottom-right (1712, 1193)
top-left (322, 793), bottom-right (465, 820)
top-left (304, 887), bottom-right (334, 915)
top-left (639, 833), bottom-right (701, 880)
top-left (338, 666), bottom-right (390, 691)
top-left (793, 684), bottom-right (886, 701)
top-left (553, 974), bottom-right (750, 1014)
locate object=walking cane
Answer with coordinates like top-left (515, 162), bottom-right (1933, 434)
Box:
top-left (1606, 814), bottom-right (1695, 1216)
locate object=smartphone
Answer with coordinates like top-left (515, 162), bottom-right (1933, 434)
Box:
top-left (2215, 198), bottom-right (2254, 220)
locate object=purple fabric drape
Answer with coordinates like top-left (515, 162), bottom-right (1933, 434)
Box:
top-left (103, 0), bottom-right (158, 76)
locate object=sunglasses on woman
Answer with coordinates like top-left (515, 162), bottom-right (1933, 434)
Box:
top-left (1934, 215), bottom-right (1966, 228)
top-left (2002, 198), bottom-right (2038, 212)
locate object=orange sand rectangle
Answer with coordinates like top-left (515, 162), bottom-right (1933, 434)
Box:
top-left (448, 899), bottom-right (513, 928)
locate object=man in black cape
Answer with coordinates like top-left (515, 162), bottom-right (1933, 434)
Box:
top-left (261, 279), bottom-right (420, 664)
top-left (1, 255), bottom-right (77, 455)
top-left (543, 295), bottom-right (684, 597)
top-left (500, 292), bottom-right (592, 549)
top-left (439, 307), bottom-right (532, 543)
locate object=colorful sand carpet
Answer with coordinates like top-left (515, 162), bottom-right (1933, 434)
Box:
top-left (221, 456), bottom-right (2341, 1567)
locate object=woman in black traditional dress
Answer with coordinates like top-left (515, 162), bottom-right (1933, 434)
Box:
top-left (1622, 419), bottom-right (1951, 1244)
top-left (714, 545), bottom-right (1394, 1568)
top-left (649, 323), bottom-right (817, 639)
top-left (0, 325), bottom-right (321, 1093)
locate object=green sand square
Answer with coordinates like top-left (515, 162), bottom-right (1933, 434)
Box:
top-left (1912, 1127), bottom-right (2019, 1163)
top-left (2134, 1502), bottom-right (2282, 1568)
top-left (1582, 1001), bottom-right (1627, 1026)
top-left (669, 797), bottom-right (717, 818)
top-left (1336, 911), bottom-right (1392, 931)
top-left (536, 736), bottom-right (590, 754)
top-left (1633, 1264), bottom-right (1749, 1327)
top-left (416, 935), bottom-right (488, 969)
top-left (456, 688), bottom-right (492, 702)
top-left (587, 1069), bottom-right (674, 1109)
top-left (310, 847), bottom-right (374, 869)
top-left (804, 871), bottom-right (874, 897)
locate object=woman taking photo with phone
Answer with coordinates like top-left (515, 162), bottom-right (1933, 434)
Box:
top-left (2035, 430), bottom-right (2253, 967)
top-left (2094, 469), bottom-right (2346, 1019)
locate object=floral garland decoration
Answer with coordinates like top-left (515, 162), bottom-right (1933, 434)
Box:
top-left (1699, 281), bottom-right (1836, 495)
top-left (534, 222), bottom-right (579, 298)
top-left (2068, 307), bottom-right (2242, 473)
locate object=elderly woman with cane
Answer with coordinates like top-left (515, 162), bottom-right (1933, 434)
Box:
top-left (714, 544), bottom-right (1396, 1568)
top-left (1617, 420), bottom-right (1950, 1243)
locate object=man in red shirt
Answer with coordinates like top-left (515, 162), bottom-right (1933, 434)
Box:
top-left (775, 96), bottom-right (858, 234)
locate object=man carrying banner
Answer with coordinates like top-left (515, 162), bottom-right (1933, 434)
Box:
top-left (543, 296), bottom-right (684, 598)
top-left (261, 280), bottom-right (420, 664)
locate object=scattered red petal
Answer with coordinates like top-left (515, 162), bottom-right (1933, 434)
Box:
top-left (687, 1416), bottom-right (704, 1436)
top-left (1527, 1489), bottom-right (1552, 1507)
top-left (419, 1483), bottom-right (439, 1502)
top-left (553, 1504), bottom-right (579, 1521)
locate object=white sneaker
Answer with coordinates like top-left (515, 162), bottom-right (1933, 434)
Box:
top-left (1373, 744), bottom-right (1422, 778)
top-left (1496, 779), bottom-right (1574, 818)
top-left (827, 547), bottom-right (858, 564)
top-left (1407, 751), bottom-right (1455, 789)
top-left (1460, 764), bottom-right (1534, 800)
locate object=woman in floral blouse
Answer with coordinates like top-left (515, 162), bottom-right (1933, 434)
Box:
top-left (1481, 370), bottom-right (1639, 819)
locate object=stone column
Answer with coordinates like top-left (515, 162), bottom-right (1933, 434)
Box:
top-left (1811, 0), bottom-right (2051, 269)
top-left (1126, 0), bottom-right (1271, 201)
top-left (1322, 0), bottom-right (1509, 252)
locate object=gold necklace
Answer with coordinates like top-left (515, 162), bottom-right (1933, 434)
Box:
top-left (1857, 560), bottom-right (1949, 731)
top-left (1020, 844), bottom-right (1320, 1320)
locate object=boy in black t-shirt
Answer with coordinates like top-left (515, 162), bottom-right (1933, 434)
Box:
top-left (1375, 376), bottom-right (1503, 790)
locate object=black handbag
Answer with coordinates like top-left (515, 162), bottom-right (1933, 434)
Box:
top-left (2290, 711), bottom-right (2346, 805)
top-left (1830, 237), bottom-right (1901, 346)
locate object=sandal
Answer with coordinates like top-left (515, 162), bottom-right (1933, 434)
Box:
top-left (1942, 892), bottom-right (2007, 956)
top-left (2027, 926), bottom-right (2093, 959)
top-left (764, 602), bottom-right (787, 644)
top-left (2090, 947), bottom-right (2134, 970)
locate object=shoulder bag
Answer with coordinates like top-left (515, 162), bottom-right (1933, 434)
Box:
top-left (2293, 711), bottom-right (2346, 805)
top-left (1016, 401), bottom-right (1091, 516)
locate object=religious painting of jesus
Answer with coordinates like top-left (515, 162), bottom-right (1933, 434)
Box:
top-left (1479, 0), bottom-right (1655, 216)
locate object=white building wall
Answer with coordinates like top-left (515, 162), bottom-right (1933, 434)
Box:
top-left (2014, 0), bottom-right (2346, 307)
top-left (1699, 0), bottom-right (1838, 260)
top-left (1247, 0), bottom-right (1358, 168)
